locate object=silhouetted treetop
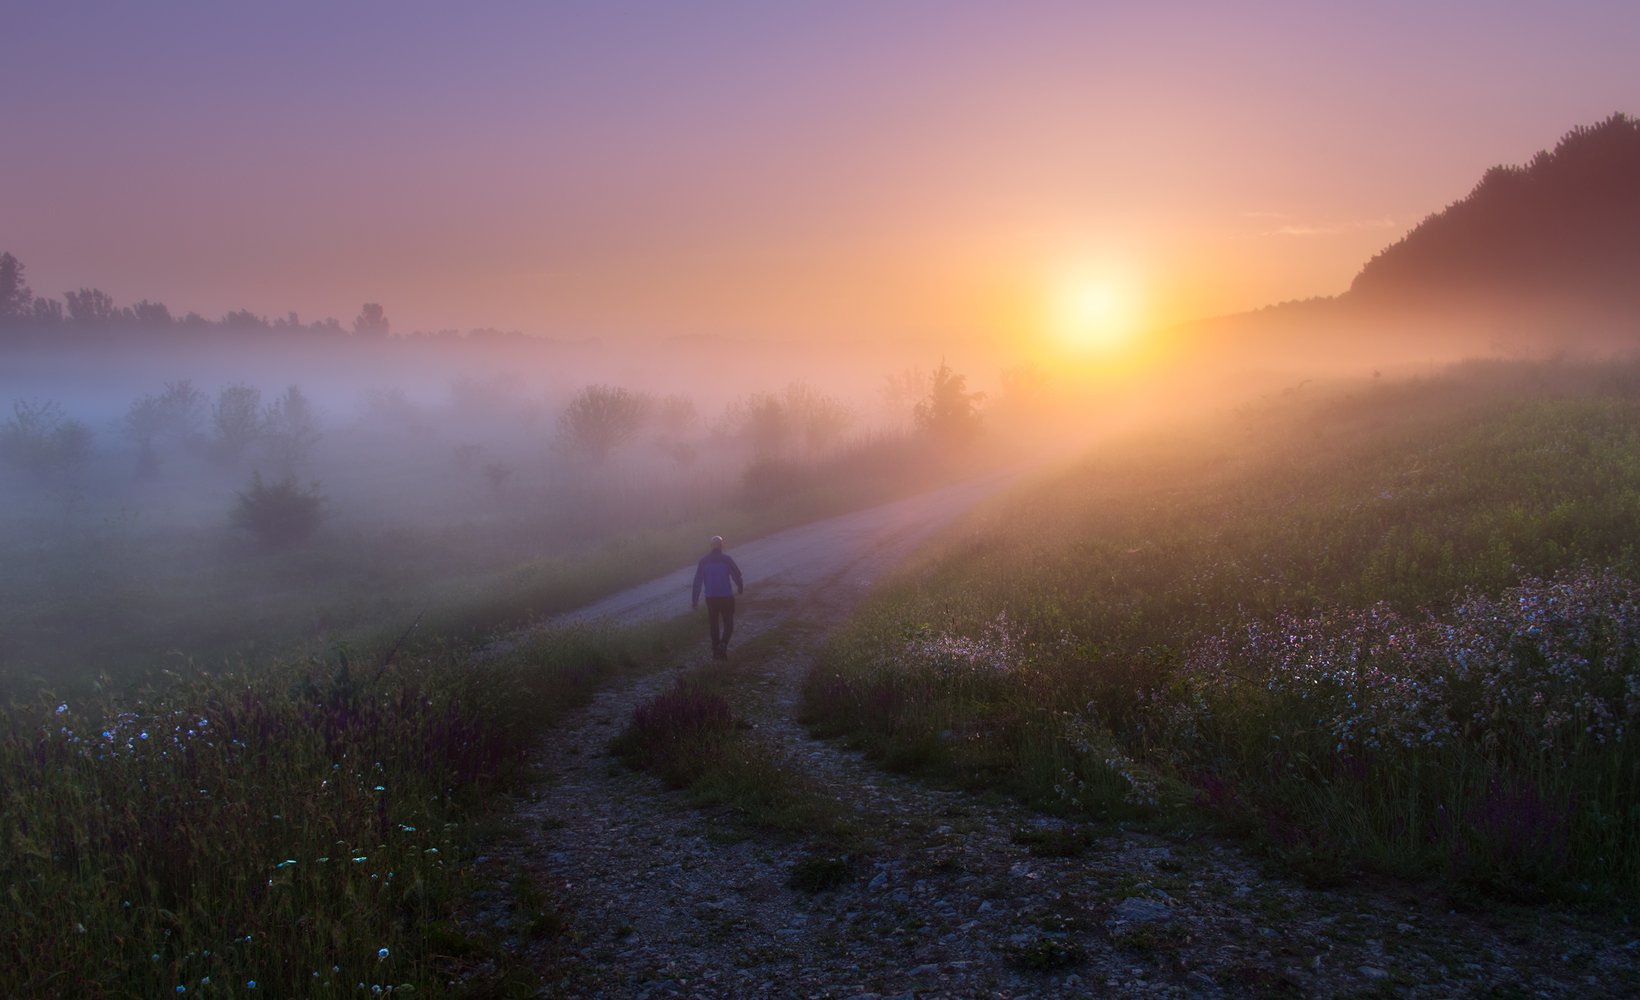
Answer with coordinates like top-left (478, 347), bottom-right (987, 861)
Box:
top-left (1349, 113), bottom-right (1640, 307)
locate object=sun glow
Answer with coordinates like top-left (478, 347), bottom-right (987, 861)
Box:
top-left (1046, 265), bottom-right (1145, 361)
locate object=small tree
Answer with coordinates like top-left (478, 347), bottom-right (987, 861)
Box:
top-left (913, 363), bottom-right (984, 443)
top-left (0, 252), bottom-right (32, 324)
top-left (353, 303), bottom-right (390, 338)
top-left (64, 288), bottom-right (117, 326)
top-left (1, 399), bottom-right (92, 477)
top-left (556, 384), bottom-right (651, 463)
top-left (231, 472), bottom-right (324, 548)
top-left (782, 382), bottom-right (852, 453)
top-left (124, 395), bottom-right (165, 475)
top-left (733, 392), bottom-right (788, 456)
top-left (212, 383), bottom-right (263, 460)
top-left (263, 385), bottom-right (321, 471)
top-left (154, 380), bottom-right (206, 442)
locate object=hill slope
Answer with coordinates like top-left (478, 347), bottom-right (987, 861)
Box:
top-left (1349, 112), bottom-right (1640, 312)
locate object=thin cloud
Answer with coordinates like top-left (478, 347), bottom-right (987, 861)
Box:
top-left (1268, 217), bottom-right (1402, 237)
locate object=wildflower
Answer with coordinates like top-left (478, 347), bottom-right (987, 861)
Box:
top-left (55, 703), bottom-right (68, 715)
top-left (378, 947), bottom-right (390, 960)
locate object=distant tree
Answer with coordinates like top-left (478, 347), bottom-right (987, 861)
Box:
top-left (353, 303), bottom-right (390, 338)
top-left (913, 363), bottom-right (984, 443)
top-left (154, 380), bottom-right (206, 442)
top-left (1, 399), bottom-right (92, 477)
top-left (732, 392), bottom-right (788, 456)
top-left (124, 395), bottom-right (166, 475)
top-left (782, 382), bottom-right (852, 453)
top-left (30, 296), bottom-right (64, 326)
top-left (222, 309), bottom-right (268, 331)
top-left (0, 252), bottom-right (32, 323)
top-left (64, 287), bottom-right (116, 326)
top-left (212, 383), bottom-right (263, 460)
top-left (364, 386), bottom-right (419, 430)
top-left (557, 384), bottom-right (651, 462)
top-left (231, 472), bottom-right (324, 548)
top-left (262, 385), bottom-right (322, 471)
top-left (878, 367), bottom-right (926, 430)
top-left (131, 300), bottom-right (173, 328)
top-left (654, 394), bottom-right (700, 434)
top-left (482, 460), bottom-right (513, 494)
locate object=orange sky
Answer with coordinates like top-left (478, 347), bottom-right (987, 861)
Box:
top-left (6, 3), bottom-right (1637, 364)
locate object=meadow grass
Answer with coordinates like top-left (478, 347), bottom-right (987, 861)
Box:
top-left (611, 644), bottom-right (853, 843)
top-left (0, 620), bottom-right (682, 998)
top-left (801, 358), bottom-right (1640, 898)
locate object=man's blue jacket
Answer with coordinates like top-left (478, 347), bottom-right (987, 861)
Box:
top-left (692, 549), bottom-right (743, 602)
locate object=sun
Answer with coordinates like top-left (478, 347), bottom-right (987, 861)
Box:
top-left (1046, 266), bottom-right (1144, 359)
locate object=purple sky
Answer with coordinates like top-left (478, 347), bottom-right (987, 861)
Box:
top-left (5, 1), bottom-right (1636, 356)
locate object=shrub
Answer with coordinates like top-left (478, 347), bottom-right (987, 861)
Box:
top-left (556, 384), bottom-right (651, 463)
top-left (231, 472), bottom-right (325, 548)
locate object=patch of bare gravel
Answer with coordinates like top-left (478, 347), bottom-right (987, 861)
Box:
top-left (467, 580), bottom-right (1638, 999)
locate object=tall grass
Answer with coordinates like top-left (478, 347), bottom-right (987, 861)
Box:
top-left (802, 359), bottom-right (1640, 897)
top-left (0, 624), bottom-right (664, 998)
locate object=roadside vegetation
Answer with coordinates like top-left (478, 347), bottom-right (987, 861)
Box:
top-left (610, 636), bottom-right (853, 844)
top-left (802, 357), bottom-right (1640, 900)
top-left (0, 621), bottom-right (683, 998)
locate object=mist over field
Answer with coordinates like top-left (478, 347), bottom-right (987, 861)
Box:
top-left (7, 4), bottom-right (1640, 996)
top-left (0, 325), bottom-right (1049, 686)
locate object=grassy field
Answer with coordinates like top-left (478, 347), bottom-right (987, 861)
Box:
top-left (0, 618), bottom-right (701, 998)
top-left (801, 358), bottom-right (1640, 899)
top-left (0, 421), bottom-right (985, 996)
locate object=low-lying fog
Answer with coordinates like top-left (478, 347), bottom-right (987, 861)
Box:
top-left (4, 299), bottom-right (1629, 687)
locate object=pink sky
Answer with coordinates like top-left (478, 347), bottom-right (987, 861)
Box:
top-left (5, 2), bottom-right (1636, 358)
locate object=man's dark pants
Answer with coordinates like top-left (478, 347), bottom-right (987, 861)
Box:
top-left (705, 595), bottom-right (736, 653)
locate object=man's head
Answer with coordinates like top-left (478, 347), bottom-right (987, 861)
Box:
top-left (710, 535), bottom-right (724, 551)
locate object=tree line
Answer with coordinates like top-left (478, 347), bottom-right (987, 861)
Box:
top-left (0, 251), bottom-right (534, 345)
top-left (1349, 112), bottom-right (1640, 306)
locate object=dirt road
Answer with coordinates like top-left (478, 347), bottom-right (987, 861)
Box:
top-left (550, 467), bottom-right (1021, 634)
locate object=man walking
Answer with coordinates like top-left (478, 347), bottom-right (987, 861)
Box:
top-left (691, 535), bottom-right (744, 659)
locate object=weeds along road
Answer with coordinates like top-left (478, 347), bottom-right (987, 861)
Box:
top-left (546, 466), bottom-right (1026, 634)
top-left (475, 464), bottom-right (1636, 999)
